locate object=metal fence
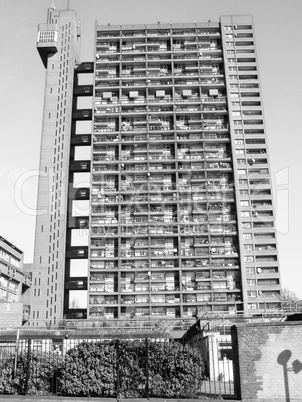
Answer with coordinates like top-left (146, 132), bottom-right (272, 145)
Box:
top-left (194, 334), bottom-right (235, 398)
top-left (0, 334), bottom-right (236, 399)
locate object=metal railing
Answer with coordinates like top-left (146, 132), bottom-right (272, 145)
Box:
top-left (0, 327), bottom-right (236, 399)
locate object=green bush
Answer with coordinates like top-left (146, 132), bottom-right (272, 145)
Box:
top-left (0, 351), bottom-right (62, 395)
top-left (0, 340), bottom-right (204, 398)
top-left (147, 341), bottom-right (204, 398)
top-left (118, 341), bottom-right (148, 397)
top-left (58, 341), bottom-right (117, 397)
top-left (59, 340), bottom-right (204, 398)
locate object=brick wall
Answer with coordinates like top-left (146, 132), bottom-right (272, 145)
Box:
top-left (232, 321), bottom-right (302, 401)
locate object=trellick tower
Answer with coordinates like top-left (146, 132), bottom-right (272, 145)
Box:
top-left (24, 8), bottom-right (281, 326)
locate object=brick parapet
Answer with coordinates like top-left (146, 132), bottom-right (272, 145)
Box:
top-left (232, 321), bottom-right (302, 401)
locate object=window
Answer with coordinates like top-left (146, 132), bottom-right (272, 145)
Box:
top-left (258, 279), bottom-right (279, 286)
top-left (236, 40), bottom-right (254, 46)
top-left (236, 149), bottom-right (245, 154)
top-left (244, 244), bottom-right (253, 250)
top-left (239, 179), bottom-right (248, 185)
top-left (237, 58), bottom-right (256, 63)
top-left (240, 200), bottom-right (249, 207)
top-left (230, 93), bottom-right (239, 98)
top-left (232, 102), bottom-right (240, 107)
top-left (242, 222), bottom-right (251, 228)
top-left (236, 49), bottom-right (254, 54)
top-left (10, 256), bottom-right (20, 268)
top-left (0, 248), bottom-right (10, 261)
top-left (245, 256), bottom-right (254, 263)
top-left (38, 30), bottom-right (58, 43)
top-left (260, 302), bottom-right (280, 310)
top-left (238, 169), bottom-right (246, 175)
top-left (236, 25), bottom-right (252, 30)
top-left (240, 189), bottom-right (249, 195)
top-left (239, 66), bottom-right (257, 72)
top-left (233, 111), bottom-right (241, 116)
top-left (247, 291), bottom-right (257, 297)
top-left (241, 211), bottom-right (250, 217)
top-left (243, 233), bottom-right (252, 239)
top-left (248, 303), bottom-right (257, 310)
top-left (246, 267), bottom-right (255, 274)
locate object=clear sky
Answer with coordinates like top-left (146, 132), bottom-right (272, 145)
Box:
top-left (1, 0), bottom-right (302, 298)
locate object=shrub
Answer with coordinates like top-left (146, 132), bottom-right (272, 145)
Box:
top-left (58, 341), bottom-right (117, 397)
top-left (0, 351), bottom-right (62, 395)
top-left (117, 341), bottom-right (147, 397)
top-left (0, 340), bottom-right (204, 398)
top-left (147, 341), bottom-right (204, 398)
top-left (58, 340), bottom-right (204, 398)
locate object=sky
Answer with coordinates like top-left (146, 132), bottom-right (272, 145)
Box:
top-left (1, 0), bottom-right (302, 298)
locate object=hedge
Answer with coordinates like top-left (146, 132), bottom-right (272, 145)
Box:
top-left (0, 351), bottom-right (62, 395)
top-left (0, 340), bottom-right (204, 398)
top-left (59, 340), bottom-right (204, 398)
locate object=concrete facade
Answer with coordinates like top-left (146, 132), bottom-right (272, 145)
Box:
top-left (24, 7), bottom-right (281, 325)
top-left (0, 236), bottom-right (31, 324)
top-left (22, 7), bottom-right (81, 325)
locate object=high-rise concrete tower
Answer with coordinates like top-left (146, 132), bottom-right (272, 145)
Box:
top-left (25, 8), bottom-right (281, 326)
top-left (23, 7), bottom-right (82, 325)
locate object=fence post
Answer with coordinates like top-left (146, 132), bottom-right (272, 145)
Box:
top-left (13, 328), bottom-right (20, 377)
top-left (145, 338), bottom-right (149, 400)
top-left (24, 339), bottom-right (31, 395)
top-left (116, 339), bottom-right (120, 400)
top-left (231, 325), bottom-right (241, 399)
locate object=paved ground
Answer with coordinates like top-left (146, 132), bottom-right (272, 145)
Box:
top-left (0, 397), bottom-right (238, 402)
top-left (0, 381), bottom-right (235, 402)
top-left (201, 379), bottom-right (234, 396)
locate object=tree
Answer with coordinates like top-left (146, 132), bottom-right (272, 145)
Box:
top-left (278, 288), bottom-right (299, 311)
top-left (69, 298), bottom-right (80, 309)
